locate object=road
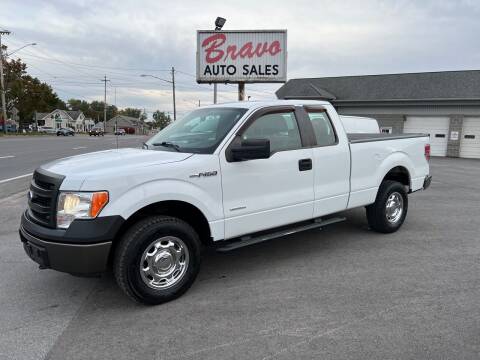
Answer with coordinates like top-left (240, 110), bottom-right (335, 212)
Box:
top-left (0, 157), bottom-right (479, 360)
top-left (0, 134), bottom-right (149, 181)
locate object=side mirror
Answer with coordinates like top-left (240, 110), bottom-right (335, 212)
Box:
top-left (230, 138), bottom-right (270, 161)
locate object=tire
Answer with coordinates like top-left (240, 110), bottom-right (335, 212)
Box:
top-left (366, 180), bottom-right (408, 233)
top-left (114, 216), bottom-right (202, 305)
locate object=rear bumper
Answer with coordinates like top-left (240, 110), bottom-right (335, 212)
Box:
top-left (423, 175), bottom-right (432, 190)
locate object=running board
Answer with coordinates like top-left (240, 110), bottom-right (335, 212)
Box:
top-left (216, 217), bottom-right (346, 252)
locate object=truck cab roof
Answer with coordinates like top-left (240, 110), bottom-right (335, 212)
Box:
top-left (205, 99), bottom-right (332, 110)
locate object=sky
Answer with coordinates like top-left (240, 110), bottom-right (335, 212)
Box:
top-left (1, 0), bottom-right (480, 119)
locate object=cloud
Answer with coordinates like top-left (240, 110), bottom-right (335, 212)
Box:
top-left (2, 0), bottom-right (480, 118)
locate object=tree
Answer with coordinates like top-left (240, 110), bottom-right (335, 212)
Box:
top-left (66, 99), bottom-right (118, 123)
top-left (140, 109), bottom-right (147, 122)
top-left (3, 54), bottom-right (66, 126)
top-left (118, 107), bottom-right (142, 118)
top-left (67, 99), bottom-right (90, 113)
top-left (152, 110), bottom-right (171, 130)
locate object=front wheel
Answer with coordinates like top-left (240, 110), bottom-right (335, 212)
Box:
top-left (114, 216), bottom-right (202, 305)
top-left (366, 180), bottom-right (408, 233)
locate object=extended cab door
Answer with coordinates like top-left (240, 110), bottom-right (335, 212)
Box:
top-left (301, 106), bottom-right (351, 217)
top-left (219, 106), bottom-right (315, 239)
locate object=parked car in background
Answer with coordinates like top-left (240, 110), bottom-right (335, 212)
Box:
top-left (89, 128), bottom-right (104, 136)
top-left (38, 126), bottom-right (56, 134)
top-left (56, 128), bottom-right (75, 136)
top-left (114, 128), bottom-right (126, 135)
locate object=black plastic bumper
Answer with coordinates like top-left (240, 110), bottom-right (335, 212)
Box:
top-left (20, 211), bottom-right (124, 274)
top-left (423, 175), bottom-right (432, 190)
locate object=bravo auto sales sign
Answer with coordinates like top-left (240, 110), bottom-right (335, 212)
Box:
top-left (196, 30), bottom-right (287, 83)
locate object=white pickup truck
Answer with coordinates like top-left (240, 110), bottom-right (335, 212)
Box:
top-left (20, 100), bottom-right (432, 304)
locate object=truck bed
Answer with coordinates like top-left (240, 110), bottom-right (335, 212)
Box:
top-left (348, 133), bottom-right (428, 143)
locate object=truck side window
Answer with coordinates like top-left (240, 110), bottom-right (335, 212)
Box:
top-left (307, 111), bottom-right (337, 146)
top-left (242, 112), bottom-right (302, 153)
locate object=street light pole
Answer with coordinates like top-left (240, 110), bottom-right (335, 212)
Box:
top-left (6, 43), bottom-right (36, 57)
top-left (140, 72), bottom-right (176, 121)
top-left (213, 17), bottom-right (226, 104)
top-left (0, 29), bottom-right (11, 134)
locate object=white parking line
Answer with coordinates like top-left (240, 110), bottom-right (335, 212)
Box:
top-left (0, 155), bottom-right (15, 159)
top-left (72, 146), bottom-right (87, 150)
top-left (0, 173), bottom-right (32, 184)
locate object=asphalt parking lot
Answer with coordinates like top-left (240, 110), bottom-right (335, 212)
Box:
top-left (1, 157), bottom-right (479, 360)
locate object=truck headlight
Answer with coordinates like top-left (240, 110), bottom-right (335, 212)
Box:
top-left (57, 191), bottom-right (109, 229)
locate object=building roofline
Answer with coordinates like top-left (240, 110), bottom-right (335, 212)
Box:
top-left (288, 69), bottom-right (480, 81)
top-left (333, 97), bottom-right (480, 103)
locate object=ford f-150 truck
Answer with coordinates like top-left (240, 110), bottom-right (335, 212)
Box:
top-left (20, 100), bottom-right (432, 305)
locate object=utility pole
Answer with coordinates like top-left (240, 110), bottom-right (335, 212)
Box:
top-left (171, 67), bottom-right (176, 121)
top-left (101, 75), bottom-right (110, 125)
top-left (0, 29), bottom-right (11, 134)
top-left (198, 100), bottom-right (201, 107)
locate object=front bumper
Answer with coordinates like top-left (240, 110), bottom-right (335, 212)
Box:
top-left (20, 211), bottom-right (124, 275)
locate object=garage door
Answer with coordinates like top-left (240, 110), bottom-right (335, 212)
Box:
top-left (404, 117), bottom-right (449, 156)
top-left (460, 117), bottom-right (480, 159)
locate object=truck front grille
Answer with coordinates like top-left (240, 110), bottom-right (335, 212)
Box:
top-left (27, 169), bottom-right (65, 228)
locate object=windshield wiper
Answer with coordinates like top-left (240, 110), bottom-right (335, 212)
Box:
top-left (152, 141), bottom-right (181, 152)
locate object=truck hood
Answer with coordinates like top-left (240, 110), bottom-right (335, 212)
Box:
top-left (41, 148), bottom-right (193, 178)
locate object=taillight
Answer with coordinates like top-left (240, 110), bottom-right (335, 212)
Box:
top-left (424, 144), bottom-right (431, 161)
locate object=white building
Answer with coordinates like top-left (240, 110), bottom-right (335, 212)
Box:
top-left (36, 110), bottom-right (94, 132)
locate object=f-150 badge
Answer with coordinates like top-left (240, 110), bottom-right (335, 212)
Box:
top-left (189, 171), bottom-right (218, 178)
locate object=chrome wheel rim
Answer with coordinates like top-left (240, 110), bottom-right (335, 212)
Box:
top-left (386, 192), bottom-right (404, 224)
top-left (139, 236), bottom-right (189, 290)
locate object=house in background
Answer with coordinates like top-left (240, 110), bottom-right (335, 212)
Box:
top-left (35, 110), bottom-right (94, 132)
top-left (92, 121), bottom-right (104, 130)
top-left (105, 115), bottom-right (146, 134)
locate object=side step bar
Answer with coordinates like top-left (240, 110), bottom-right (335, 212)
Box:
top-left (216, 217), bottom-right (346, 252)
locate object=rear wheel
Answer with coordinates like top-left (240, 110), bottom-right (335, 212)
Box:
top-left (366, 180), bottom-right (408, 233)
top-left (114, 216), bottom-right (201, 305)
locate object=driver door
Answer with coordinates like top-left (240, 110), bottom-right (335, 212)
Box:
top-left (219, 107), bottom-right (315, 239)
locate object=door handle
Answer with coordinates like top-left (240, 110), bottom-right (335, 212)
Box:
top-left (298, 158), bottom-right (312, 171)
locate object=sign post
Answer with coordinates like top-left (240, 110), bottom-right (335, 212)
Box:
top-left (197, 30), bottom-right (287, 100)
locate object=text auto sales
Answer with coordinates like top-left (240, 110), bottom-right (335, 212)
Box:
top-left (201, 33), bottom-right (282, 77)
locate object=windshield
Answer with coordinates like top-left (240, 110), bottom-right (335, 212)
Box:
top-left (146, 107), bottom-right (248, 154)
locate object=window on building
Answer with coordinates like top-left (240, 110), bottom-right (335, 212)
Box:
top-left (242, 111), bottom-right (302, 153)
